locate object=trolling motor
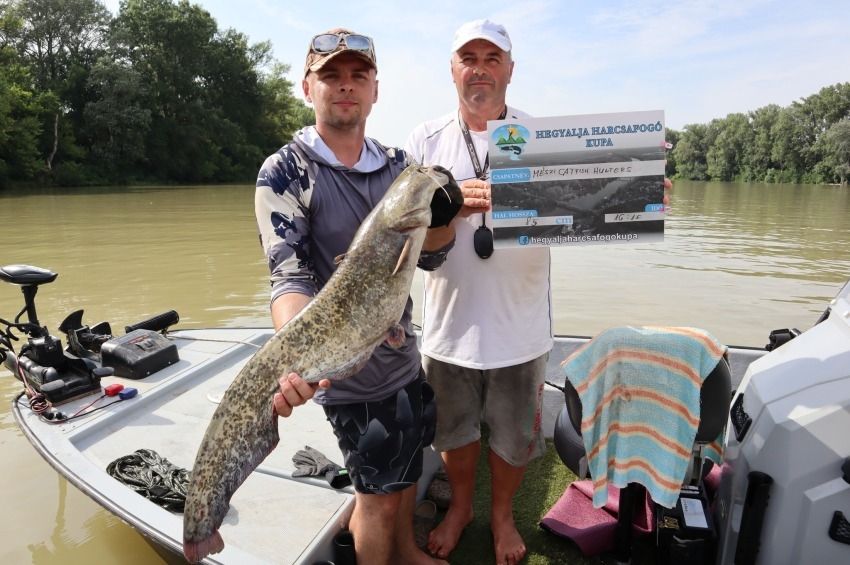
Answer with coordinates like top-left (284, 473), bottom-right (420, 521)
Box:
top-left (0, 264), bottom-right (108, 405)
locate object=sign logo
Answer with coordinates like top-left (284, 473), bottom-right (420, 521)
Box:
top-left (492, 124), bottom-right (530, 161)
top-left (518, 235), bottom-right (530, 246)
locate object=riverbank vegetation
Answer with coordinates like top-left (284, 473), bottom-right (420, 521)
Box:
top-left (666, 83), bottom-right (850, 185)
top-left (0, 0), bottom-right (314, 189)
top-left (3, 1), bottom-right (848, 189)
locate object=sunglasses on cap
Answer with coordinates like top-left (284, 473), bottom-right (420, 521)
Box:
top-left (310, 32), bottom-right (374, 56)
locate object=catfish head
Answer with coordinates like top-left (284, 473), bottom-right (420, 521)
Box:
top-left (376, 165), bottom-right (462, 234)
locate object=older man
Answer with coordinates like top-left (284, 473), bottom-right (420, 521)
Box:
top-left (405, 19), bottom-right (552, 565)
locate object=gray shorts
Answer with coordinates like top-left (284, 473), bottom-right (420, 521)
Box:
top-left (423, 353), bottom-right (547, 467)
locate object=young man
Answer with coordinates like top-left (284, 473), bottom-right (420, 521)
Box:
top-left (405, 20), bottom-right (552, 565)
top-left (255, 28), bottom-right (448, 565)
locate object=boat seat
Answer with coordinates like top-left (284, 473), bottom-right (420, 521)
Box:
top-left (553, 354), bottom-right (732, 562)
top-left (0, 264), bottom-right (58, 286)
top-left (555, 356), bottom-right (732, 481)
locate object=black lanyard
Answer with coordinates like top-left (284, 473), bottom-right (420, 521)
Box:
top-left (458, 106), bottom-right (507, 180)
top-left (459, 107), bottom-right (507, 260)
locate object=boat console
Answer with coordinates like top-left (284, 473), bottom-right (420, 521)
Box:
top-left (1, 264), bottom-right (179, 406)
top-left (714, 279), bottom-right (850, 563)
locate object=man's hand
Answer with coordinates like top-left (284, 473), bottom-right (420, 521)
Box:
top-left (458, 178), bottom-right (491, 217)
top-left (273, 373), bottom-right (331, 418)
top-left (663, 177), bottom-right (672, 208)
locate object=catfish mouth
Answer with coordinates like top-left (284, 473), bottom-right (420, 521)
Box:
top-left (421, 166), bottom-right (451, 189)
top-left (421, 166), bottom-right (462, 203)
top-left (396, 208), bottom-right (431, 233)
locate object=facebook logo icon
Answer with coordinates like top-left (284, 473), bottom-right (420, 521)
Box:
top-left (518, 235), bottom-right (529, 245)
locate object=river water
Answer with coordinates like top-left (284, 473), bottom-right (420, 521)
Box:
top-left (0, 180), bottom-right (848, 563)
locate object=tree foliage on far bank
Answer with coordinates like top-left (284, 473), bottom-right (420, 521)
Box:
top-left (667, 83), bottom-right (850, 185)
top-left (0, 0), bottom-right (314, 188)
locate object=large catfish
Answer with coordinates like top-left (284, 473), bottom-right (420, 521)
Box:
top-left (183, 164), bottom-right (460, 562)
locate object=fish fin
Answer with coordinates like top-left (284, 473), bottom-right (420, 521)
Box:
top-left (334, 253), bottom-right (346, 265)
top-left (183, 530), bottom-right (225, 563)
top-left (392, 238), bottom-right (412, 275)
top-left (384, 323), bottom-right (406, 349)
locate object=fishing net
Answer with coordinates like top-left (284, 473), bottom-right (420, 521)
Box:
top-left (106, 448), bottom-right (190, 512)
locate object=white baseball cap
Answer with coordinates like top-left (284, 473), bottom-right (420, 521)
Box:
top-left (451, 19), bottom-right (512, 53)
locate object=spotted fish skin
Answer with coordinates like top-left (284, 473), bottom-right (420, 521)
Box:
top-left (182, 165), bottom-right (460, 563)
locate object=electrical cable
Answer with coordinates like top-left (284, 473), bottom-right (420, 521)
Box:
top-left (16, 387), bottom-right (138, 424)
top-left (14, 355), bottom-right (51, 414)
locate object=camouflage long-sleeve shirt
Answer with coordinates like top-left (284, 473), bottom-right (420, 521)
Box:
top-left (254, 127), bottom-right (446, 404)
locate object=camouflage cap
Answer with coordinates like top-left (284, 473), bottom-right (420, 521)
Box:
top-left (304, 28), bottom-right (377, 77)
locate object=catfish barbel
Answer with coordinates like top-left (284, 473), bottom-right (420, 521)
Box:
top-left (183, 164), bottom-right (460, 562)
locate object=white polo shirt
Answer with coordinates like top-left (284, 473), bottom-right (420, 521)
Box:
top-left (406, 107), bottom-right (553, 370)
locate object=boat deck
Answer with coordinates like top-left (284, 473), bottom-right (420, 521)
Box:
top-left (14, 328), bottom-right (358, 564)
top-left (12, 328), bottom-right (765, 564)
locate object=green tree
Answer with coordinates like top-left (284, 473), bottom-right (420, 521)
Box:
top-left (258, 62), bottom-right (315, 152)
top-left (673, 123), bottom-right (709, 180)
top-left (669, 82), bottom-right (849, 185)
top-left (769, 106), bottom-right (808, 182)
top-left (111, 0), bottom-right (312, 182)
top-left (13, 0), bottom-right (109, 87)
top-left (822, 119), bottom-right (850, 185)
top-left (11, 0), bottom-right (110, 174)
top-left (110, 0), bottom-right (216, 181)
top-left (706, 113), bottom-right (753, 181)
top-left (0, 5), bottom-right (43, 187)
top-left (745, 104), bottom-right (781, 181)
top-left (0, 56), bottom-right (44, 187)
top-left (83, 57), bottom-right (150, 180)
top-left (2, 0), bottom-right (317, 186)
top-left (798, 83), bottom-right (850, 137)
top-left (664, 127), bottom-right (680, 178)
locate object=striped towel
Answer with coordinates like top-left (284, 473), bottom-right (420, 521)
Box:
top-left (562, 326), bottom-right (726, 508)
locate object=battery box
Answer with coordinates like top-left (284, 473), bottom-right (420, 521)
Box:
top-left (100, 329), bottom-right (179, 379)
top-left (656, 485), bottom-right (716, 565)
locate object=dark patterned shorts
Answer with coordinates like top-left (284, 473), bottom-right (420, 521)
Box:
top-left (323, 373), bottom-right (435, 494)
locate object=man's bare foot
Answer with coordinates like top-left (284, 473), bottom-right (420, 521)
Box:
top-left (427, 505), bottom-right (473, 559)
top-left (492, 516), bottom-right (526, 565)
top-left (400, 545), bottom-right (450, 565)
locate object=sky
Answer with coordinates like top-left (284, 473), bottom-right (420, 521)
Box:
top-left (102, 0), bottom-right (850, 147)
